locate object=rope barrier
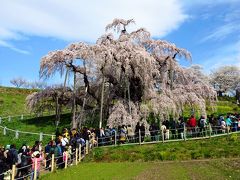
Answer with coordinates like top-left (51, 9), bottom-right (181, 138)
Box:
top-left (0, 120), bottom-right (239, 179)
top-left (15, 172), bottom-right (33, 180)
top-left (0, 125), bottom-right (55, 137)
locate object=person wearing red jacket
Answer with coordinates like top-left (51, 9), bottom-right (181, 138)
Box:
top-left (188, 115), bottom-right (197, 127)
top-left (187, 115), bottom-right (197, 137)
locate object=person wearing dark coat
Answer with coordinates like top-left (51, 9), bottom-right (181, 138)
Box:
top-left (140, 123), bottom-right (145, 142)
top-left (135, 122), bottom-right (141, 142)
top-left (0, 148), bottom-right (8, 180)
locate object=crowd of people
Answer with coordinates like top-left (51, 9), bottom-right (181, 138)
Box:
top-left (97, 113), bottom-right (240, 144)
top-left (0, 128), bottom-right (95, 180)
top-left (0, 113), bottom-right (240, 179)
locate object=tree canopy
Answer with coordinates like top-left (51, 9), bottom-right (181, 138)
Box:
top-left (28, 18), bottom-right (217, 129)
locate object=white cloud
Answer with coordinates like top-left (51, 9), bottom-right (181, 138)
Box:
top-left (201, 23), bottom-right (240, 43)
top-left (0, 40), bottom-right (30, 54)
top-left (0, 0), bottom-right (188, 44)
top-left (201, 41), bottom-right (240, 73)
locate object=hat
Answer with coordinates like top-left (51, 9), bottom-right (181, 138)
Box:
top-left (5, 145), bottom-right (10, 150)
top-left (32, 151), bottom-right (40, 158)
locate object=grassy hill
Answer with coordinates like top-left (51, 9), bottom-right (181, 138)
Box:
top-left (42, 159), bottom-right (240, 180)
top-left (0, 86), bottom-right (36, 116)
top-left (0, 86), bottom-right (239, 148)
top-left (0, 87), bottom-right (240, 179)
top-left (85, 134), bottom-right (240, 162)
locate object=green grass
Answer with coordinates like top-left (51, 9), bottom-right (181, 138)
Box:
top-left (41, 162), bottom-right (149, 180)
top-left (85, 134), bottom-right (240, 162)
top-left (0, 113), bottom-right (72, 148)
top-left (0, 86), bottom-right (239, 150)
top-left (0, 86), bottom-right (36, 116)
top-left (41, 159), bottom-right (240, 180)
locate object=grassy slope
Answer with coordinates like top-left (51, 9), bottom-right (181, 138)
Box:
top-left (86, 134), bottom-right (240, 162)
top-left (42, 135), bottom-right (240, 179)
top-left (0, 114), bottom-right (72, 147)
top-left (0, 86), bottom-right (239, 147)
top-left (41, 159), bottom-right (240, 180)
top-left (1, 87), bottom-right (239, 118)
top-left (0, 86), bottom-right (36, 116)
top-left (0, 87), bottom-right (71, 147)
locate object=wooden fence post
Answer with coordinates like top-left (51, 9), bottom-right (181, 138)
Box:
top-left (65, 152), bottom-right (68, 169)
top-left (227, 125), bottom-right (230, 139)
top-left (79, 144), bottom-right (82, 162)
top-left (39, 132), bottom-right (43, 141)
top-left (0, 117), bottom-right (2, 124)
top-left (15, 130), bottom-right (19, 139)
top-left (86, 140), bottom-right (89, 155)
top-left (8, 116), bottom-right (11, 122)
top-left (75, 148), bottom-right (78, 165)
top-left (183, 123), bottom-right (186, 141)
top-left (51, 154), bottom-right (55, 172)
top-left (21, 114), bottom-right (24, 120)
top-left (3, 127), bottom-right (6, 135)
top-left (161, 128), bottom-right (164, 143)
top-left (34, 158), bottom-right (37, 180)
top-left (51, 135), bottom-right (54, 141)
top-left (96, 137), bottom-right (99, 147)
top-left (11, 165), bottom-right (16, 180)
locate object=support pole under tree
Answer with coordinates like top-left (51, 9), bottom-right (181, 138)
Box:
top-left (63, 67), bottom-right (69, 87)
top-left (72, 71), bottom-right (77, 128)
top-left (114, 131), bottom-right (117, 146)
top-left (209, 124), bottom-right (212, 138)
top-left (127, 80), bottom-right (131, 114)
top-left (99, 76), bottom-right (105, 129)
top-left (139, 129), bottom-right (141, 145)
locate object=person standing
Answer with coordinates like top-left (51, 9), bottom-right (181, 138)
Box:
top-left (140, 123), bottom-right (145, 142)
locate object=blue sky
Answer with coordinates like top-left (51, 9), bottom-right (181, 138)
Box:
top-left (0, 0), bottom-right (239, 87)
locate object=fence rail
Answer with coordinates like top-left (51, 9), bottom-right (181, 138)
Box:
top-left (1, 114), bottom-right (240, 179)
top-left (1, 141), bottom-right (91, 180)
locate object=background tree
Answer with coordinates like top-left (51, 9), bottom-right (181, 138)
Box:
top-left (26, 86), bottom-right (72, 126)
top-left (210, 66), bottom-right (240, 96)
top-left (10, 77), bottom-right (26, 88)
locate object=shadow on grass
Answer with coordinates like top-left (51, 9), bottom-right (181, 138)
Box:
top-left (21, 113), bottom-right (72, 128)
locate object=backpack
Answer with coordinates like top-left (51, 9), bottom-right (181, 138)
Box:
top-left (199, 119), bottom-right (206, 128)
top-left (21, 154), bottom-right (28, 166)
